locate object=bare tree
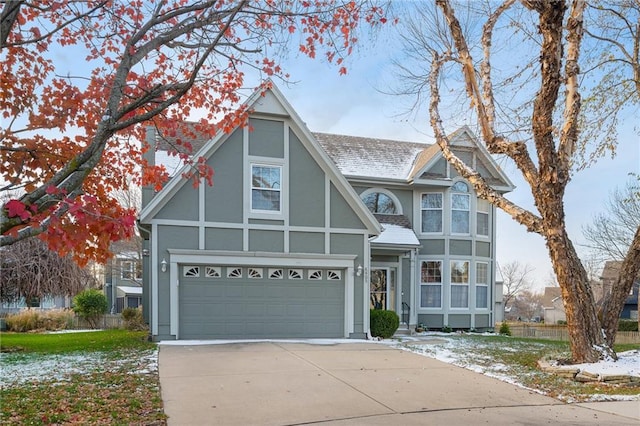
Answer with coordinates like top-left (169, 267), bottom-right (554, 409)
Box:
top-left (511, 290), bottom-right (544, 322)
top-left (583, 179), bottom-right (640, 260)
top-left (394, 0), bottom-right (639, 362)
top-left (500, 261), bottom-right (534, 310)
top-left (0, 238), bottom-right (97, 305)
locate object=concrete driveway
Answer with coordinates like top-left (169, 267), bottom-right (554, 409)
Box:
top-left (159, 341), bottom-right (638, 425)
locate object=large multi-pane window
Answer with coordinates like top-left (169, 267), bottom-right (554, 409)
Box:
top-left (450, 260), bottom-right (469, 308)
top-left (251, 164), bottom-right (281, 212)
top-left (451, 181), bottom-right (470, 234)
top-left (477, 198), bottom-right (489, 237)
top-left (421, 193), bottom-right (442, 233)
top-left (476, 262), bottom-right (489, 309)
top-left (420, 261), bottom-right (442, 308)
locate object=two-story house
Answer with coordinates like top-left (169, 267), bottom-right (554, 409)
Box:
top-left (139, 82), bottom-right (514, 341)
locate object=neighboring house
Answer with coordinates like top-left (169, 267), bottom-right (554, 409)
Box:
top-left (105, 239), bottom-right (143, 314)
top-left (542, 287), bottom-right (566, 324)
top-left (139, 82), bottom-right (514, 341)
top-left (1, 295), bottom-right (72, 314)
top-left (601, 261), bottom-right (639, 320)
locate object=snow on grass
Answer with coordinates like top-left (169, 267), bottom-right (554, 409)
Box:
top-left (0, 349), bottom-right (158, 387)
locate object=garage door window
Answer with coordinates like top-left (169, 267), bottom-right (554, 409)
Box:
top-left (327, 270), bottom-right (342, 280)
top-left (184, 266), bottom-right (200, 277)
top-left (227, 267), bottom-right (243, 278)
top-left (288, 269), bottom-right (303, 279)
top-left (268, 268), bottom-right (283, 279)
top-left (205, 266), bottom-right (221, 278)
top-left (308, 270), bottom-right (322, 280)
top-left (248, 268), bottom-right (263, 279)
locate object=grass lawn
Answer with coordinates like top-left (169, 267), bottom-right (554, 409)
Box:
top-left (0, 330), bottom-right (166, 425)
top-left (400, 334), bottom-right (640, 402)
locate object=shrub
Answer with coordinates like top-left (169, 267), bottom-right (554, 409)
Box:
top-left (73, 289), bottom-right (108, 329)
top-left (370, 309), bottom-right (399, 339)
top-left (122, 307), bottom-right (147, 331)
top-left (557, 320), bottom-right (567, 325)
top-left (618, 320), bottom-right (638, 332)
top-left (441, 325), bottom-right (453, 333)
top-left (4, 309), bottom-right (74, 332)
top-left (499, 322), bottom-right (511, 336)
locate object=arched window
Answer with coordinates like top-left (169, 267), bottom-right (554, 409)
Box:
top-left (451, 181), bottom-right (470, 234)
top-left (360, 189), bottom-right (401, 214)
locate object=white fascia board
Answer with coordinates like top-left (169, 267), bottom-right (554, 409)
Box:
top-left (167, 249), bottom-right (357, 268)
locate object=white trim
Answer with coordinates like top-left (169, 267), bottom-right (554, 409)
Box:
top-left (151, 223), bottom-right (159, 335)
top-left (325, 174), bottom-right (331, 254)
top-left (167, 250), bottom-right (357, 339)
top-left (169, 261), bottom-right (179, 337)
top-left (198, 181), bottom-right (205, 249)
top-left (249, 161), bottom-right (284, 217)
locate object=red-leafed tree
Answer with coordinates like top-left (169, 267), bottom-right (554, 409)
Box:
top-left (1, 0), bottom-right (390, 265)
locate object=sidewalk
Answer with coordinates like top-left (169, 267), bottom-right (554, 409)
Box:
top-left (159, 341), bottom-right (639, 425)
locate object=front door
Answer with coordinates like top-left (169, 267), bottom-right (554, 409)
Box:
top-left (370, 268), bottom-right (396, 311)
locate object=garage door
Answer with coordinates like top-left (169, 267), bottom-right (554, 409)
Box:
top-left (179, 265), bottom-right (345, 339)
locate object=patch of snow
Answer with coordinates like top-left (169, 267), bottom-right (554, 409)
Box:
top-left (370, 225), bottom-right (420, 246)
top-left (46, 329), bottom-right (103, 334)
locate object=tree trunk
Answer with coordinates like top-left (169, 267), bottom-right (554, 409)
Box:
top-left (541, 201), bottom-right (614, 362)
top-left (600, 226), bottom-right (640, 347)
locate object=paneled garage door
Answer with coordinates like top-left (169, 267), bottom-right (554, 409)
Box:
top-left (179, 265), bottom-right (345, 339)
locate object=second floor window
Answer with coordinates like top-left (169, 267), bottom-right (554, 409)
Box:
top-left (451, 181), bottom-right (470, 234)
top-left (477, 198), bottom-right (490, 237)
top-left (251, 164), bottom-right (281, 212)
top-left (121, 260), bottom-right (142, 280)
top-left (421, 193), bottom-right (442, 233)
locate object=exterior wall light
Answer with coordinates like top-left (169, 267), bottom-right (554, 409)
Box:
top-left (161, 258), bottom-right (168, 273)
top-left (356, 264), bottom-right (363, 277)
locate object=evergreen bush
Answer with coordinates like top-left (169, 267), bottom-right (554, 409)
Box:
top-left (370, 309), bottom-right (399, 338)
top-left (618, 320), bottom-right (638, 332)
top-left (73, 289), bottom-right (108, 329)
top-left (499, 322), bottom-right (511, 336)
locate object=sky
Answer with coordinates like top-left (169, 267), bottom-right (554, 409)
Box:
top-left (266, 18), bottom-right (639, 292)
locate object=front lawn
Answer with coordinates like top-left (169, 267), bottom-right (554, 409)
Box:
top-left (0, 330), bottom-right (166, 425)
top-left (399, 333), bottom-right (640, 402)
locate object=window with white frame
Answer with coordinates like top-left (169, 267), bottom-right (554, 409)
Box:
top-left (450, 260), bottom-right (469, 308)
top-left (476, 262), bottom-right (489, 309)
top-left (121, 260), bottom-right (142, 280)
top-left (421, 193), bottom-right (443, 233)
top-left (420, 261), bottom-right (442, 308)
top-left (251, 164), bottom-right (281, 212)
top-left (477, 198), bottom-right (489, 237)
top-left (451, 182), bottom-right (470, 234)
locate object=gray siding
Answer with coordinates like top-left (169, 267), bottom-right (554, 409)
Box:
top-left (205, 228), bottom-right (243, 251)
top-left (157, 225), bottom-right (199, 338)
top-left (289, 232), bottom-right (324, 254)
top-left (248, 118), bottom-right (285, 158)
top-left (450, 239), bottom-right (472, 256)
top-left (204, 128), bottom-right (243, 223)
top-left (418, 314), bottom-right (443, 329)
top-left (249, 230), bottom-right (284, 252)
top-left (289, 130), bottom-right (326, 227)
top-left (420, 240), bottom-right (445, 255)
top-left (330, 183), bottom-right (365, 229)
top-left (155, 181), bottom-right (198, 221)
top-left (475, 314), bottom-right (490, 328)
top-left (476, 241), bottom-right (491, 258)
top-left (449, 314), bottom-right (471, 328)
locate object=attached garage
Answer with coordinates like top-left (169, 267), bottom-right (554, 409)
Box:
top-left (178, 265), bottom-right (345, 339)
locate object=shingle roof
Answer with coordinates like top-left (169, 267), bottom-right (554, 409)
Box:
top-left (312, 132), bottom-right (435, 181)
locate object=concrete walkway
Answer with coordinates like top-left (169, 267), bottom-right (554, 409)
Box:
top-left (159, 342), bottom-right (639, 425)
